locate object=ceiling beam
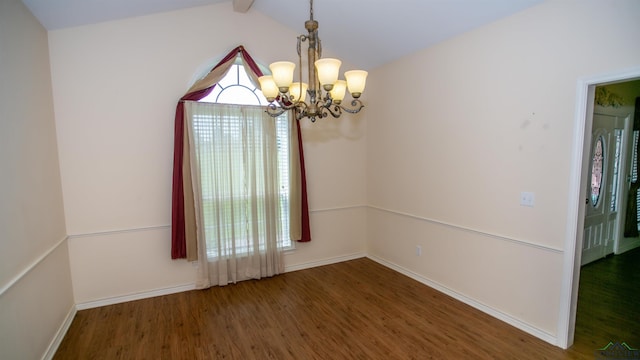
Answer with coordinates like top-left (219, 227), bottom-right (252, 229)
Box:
top-left (233, 0), bottom-right (254, 13)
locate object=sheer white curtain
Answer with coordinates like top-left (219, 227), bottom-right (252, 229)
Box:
top-left (185, 102), bottom-right (285, 288)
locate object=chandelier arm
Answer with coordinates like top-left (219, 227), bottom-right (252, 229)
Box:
top-left (266, 102), bottom-right (286, 117)
top-left (339, 99), bottom-right (365, 114)
top-left (298, 111), bottom-right (310, 121)
top-left (294, 100), bottom-right (309, 121)
top-left (265, 95), bottom-right (305, 118)
top-left (323, 103), bottom-right (343, 118)
top-left (296, 99), bottom-right (308, 111)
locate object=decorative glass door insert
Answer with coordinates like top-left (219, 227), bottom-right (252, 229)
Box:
top-left (590, 136), bottom-right (605, 207)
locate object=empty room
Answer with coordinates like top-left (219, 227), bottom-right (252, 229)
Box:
top-left (1, 0), bottom-right (639, 358)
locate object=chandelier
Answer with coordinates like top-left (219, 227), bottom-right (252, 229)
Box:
top-left (258, 0), bottom-right (368, 122)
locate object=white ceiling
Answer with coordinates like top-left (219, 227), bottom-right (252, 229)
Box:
top-left (21, 0), bottom-right (544, 70)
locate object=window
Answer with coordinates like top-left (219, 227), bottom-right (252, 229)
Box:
top-left (200, 63), bottom-right (270, 106)
top-left (631, 131), bottom-right (640, 230)
top-left (193, 63), bottom-right (292, 259)
top-left (590, 136), bottom-right (604, 207)
top-left (610, 129), bottom-right (623, 212)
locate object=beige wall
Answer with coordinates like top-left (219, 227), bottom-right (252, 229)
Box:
top-left (48, 2), bottom-right (367, 305)
top-left (366, 0), bottom-right (640, 345)
top-left (0, 0), bottom-right (74, 359)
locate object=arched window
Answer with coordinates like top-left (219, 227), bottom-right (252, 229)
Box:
top-left (188, 60), bottom-right (292, 282)
top-left (199, 63), bottom-right (270, 106)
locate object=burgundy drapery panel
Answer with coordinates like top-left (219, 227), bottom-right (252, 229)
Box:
top-left (171, 45), bottom-right (311, 259)
top-left (296, 116), bottom-right (312, 243)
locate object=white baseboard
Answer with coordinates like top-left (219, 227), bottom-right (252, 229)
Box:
top-left (42, 304), bottom-right (77, 360)
top-left (75, 283), bottom-right (196, 310)
top-left (284, 252), bottom-right (366, 273)
top-left (366, 254), bottom-right (559, 346)
top-left (616, 239), bottom-right (640, 255)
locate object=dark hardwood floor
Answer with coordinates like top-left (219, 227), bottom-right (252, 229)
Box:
top-left (571, 247), bottom-right (640, 355)
top-left (54, 252), bottom-right (639, 359)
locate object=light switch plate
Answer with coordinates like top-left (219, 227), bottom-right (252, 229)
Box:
top-left (520, 192), bottom-right (535, 207)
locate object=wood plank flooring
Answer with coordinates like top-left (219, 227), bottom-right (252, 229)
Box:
top-left (571, 247), bottom-right (640, 356)
top-left (54, 254), bottom-right (638, 359)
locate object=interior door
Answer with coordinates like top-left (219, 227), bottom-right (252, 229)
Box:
top-left (582, 114), bottom-right (625, 265)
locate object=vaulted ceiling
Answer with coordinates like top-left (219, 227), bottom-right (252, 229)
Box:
top-left (21, 0), bottom-right (544, 69)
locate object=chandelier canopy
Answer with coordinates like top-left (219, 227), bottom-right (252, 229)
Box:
top-left (258, 0), bottom-right (368, 122)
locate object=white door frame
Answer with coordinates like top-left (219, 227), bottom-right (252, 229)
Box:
top-left (558, 66), bottom-right (640, 349)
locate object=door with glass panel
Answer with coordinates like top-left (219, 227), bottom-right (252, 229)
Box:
top-left (582, 114), bottom-right (626, 265)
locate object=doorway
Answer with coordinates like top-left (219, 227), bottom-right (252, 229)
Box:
top-left (559, 68), bottom-right (640, 349)
top-left (582, 112), bottom-right (629, 266)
